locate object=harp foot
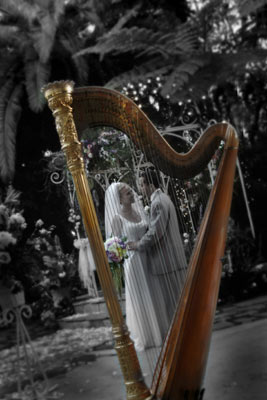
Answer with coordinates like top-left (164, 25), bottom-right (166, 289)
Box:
top-left (183, 388), bottom-right (205, 399)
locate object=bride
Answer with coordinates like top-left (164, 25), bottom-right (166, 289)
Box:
top-left (105, 182), bottom-right (165, 351)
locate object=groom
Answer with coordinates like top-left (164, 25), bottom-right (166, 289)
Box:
top-left (128, 169), bottom-right (187, 335)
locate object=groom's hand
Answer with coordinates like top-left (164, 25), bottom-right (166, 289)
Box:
top-left (127, 241), bottom-right (138, 250)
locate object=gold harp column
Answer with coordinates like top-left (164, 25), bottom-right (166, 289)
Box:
top-left (42, 81), bottom-right (152, 400)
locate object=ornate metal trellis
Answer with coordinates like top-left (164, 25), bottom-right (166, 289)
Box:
top-left (0, 289), bottom-right (58, 399)
top-left (44, 98), bottom-right (254, 263)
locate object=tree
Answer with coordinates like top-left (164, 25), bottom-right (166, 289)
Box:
top-left (0, 0), bottom-right (97, 182)
top-left (74, 0), bottom-right (267, 102)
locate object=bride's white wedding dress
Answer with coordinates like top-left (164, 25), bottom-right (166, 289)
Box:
top-left (119, 215), bottom-right (163, 351)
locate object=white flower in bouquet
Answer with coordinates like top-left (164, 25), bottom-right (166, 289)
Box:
top-left (104, 236), bottom-right (128, 297)
top-left (0, 231), bottom-right (17, 249)
top-left (104, 236), bottom-right (128, 264)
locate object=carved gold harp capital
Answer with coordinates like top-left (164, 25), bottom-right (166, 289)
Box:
top-left (42, 81), bottom-right (239, 400)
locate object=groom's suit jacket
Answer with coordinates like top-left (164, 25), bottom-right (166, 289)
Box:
top-left (137, 189), bottom-right (187, 275)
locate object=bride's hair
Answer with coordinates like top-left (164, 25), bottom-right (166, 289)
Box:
top-left (104, 182), bottom-right (146, 239)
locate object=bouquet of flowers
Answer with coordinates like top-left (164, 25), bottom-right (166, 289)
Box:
top-left (28, 220), bottom-right (76, 290)
top-left (104, 236), bottom-right (128, 297)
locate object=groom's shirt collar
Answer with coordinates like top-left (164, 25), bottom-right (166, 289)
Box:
top-left (150, 188), bottom-right (162, 202)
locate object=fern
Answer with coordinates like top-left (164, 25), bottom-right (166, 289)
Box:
top-left (105, 57), bottom-right (172, 89)
top-left (160, 57), bottom-right (206, 98)
top-left (75, 27), bottom-right (164, 60)
top-left (106, 3), bottom-right (142, 35)
top-left (0, 80), bottom-right (23, 183)
top-left (0, 0), bottom-right (39, 23)
top-left (30, 15), bottom-right (57, 64)
top-left (169, 50), bottom-right (267, 102)
top-left (75, 22), bottom-right (198, 61)
top-left (238, 0), bottom-right (267, 16)
top-left (4, 185), bottom-right (21, 207)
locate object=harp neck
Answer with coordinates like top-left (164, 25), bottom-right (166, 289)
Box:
top-left (70, 86), bottom-right (238, 178)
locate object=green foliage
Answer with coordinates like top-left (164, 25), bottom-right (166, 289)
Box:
top-left (0, 186), bottom-right (37, 292)
top-left (238, 0), bottom-right (267, 16)
top-left (0, 0), bottom-right (91, 182)
top-left (0, 81), bottom-right (23, 182)
top-left (1, 0), bottom-right (267, 183)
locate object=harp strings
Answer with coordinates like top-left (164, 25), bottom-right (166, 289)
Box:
top-left (114, 111), bottom-right (190, 376)
top-left (77, 101), bottom-right (221, 383)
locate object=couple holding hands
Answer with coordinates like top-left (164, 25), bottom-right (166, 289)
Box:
top-left (104, 169), bottom-right (187, 352)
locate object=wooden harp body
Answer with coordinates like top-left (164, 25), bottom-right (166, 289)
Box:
top-left (43, 81), bottom-right (239, 400)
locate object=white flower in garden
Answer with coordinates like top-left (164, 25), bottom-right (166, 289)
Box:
top-left (42, 255), bottom-right (54, 267)
top-left (58, 271), bottom-right (66, 278)
top-left (36, 219), bottom-right (44, 227)
top-left (0, 251), bottom-right (11, 264)
top-left (9, 213), bottom-right (26, 226)
top-left (0, 231), bottom-right (17, 249)
top-left (44, 150), bottom-right (52, 157)
top-left (39, 229), bottom-right (47, 235)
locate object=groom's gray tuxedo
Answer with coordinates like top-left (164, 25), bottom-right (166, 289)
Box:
top-left (138, 189), bottom-right (187, 275)
top-left (137, 188), bottom-right (187, 332)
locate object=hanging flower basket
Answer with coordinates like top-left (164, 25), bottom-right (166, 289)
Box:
top-left (0, 283), bottom-right (25, 311)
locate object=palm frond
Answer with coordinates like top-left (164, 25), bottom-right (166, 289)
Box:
top-left (74, 20), bottom-right (198, 64)
top-left (105, 57), bottom-right (172, 89)
top-left (24, 60), bottom-right (50, 112)
top-left (238, 0), bottom-right (267, 16)
top-left (0, 0), bottom-right (39, 23)
top-left (31, 0), bottom-right (66, 63)
top-left (0, 80), bottom-right (23, 183)
top-left (31, 15), bottom-right (57, 63)
top-left (51, 0), bottom-right (67, 24)
top-left (74, 27), bottom-right (161, 60)
top-left (137, 24), bottom-right (198, 59)
top-left (169, 50), bottom-right (267, 102)
top-left (106, 3), bottom-right (141, 35)
top-left (160, 57), bottom-right (207, 98)
top-left (4, 185), bottom-right (21, 206)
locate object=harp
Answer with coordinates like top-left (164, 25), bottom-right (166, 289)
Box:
top-left (42, 81), bottom-right (238, 400)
